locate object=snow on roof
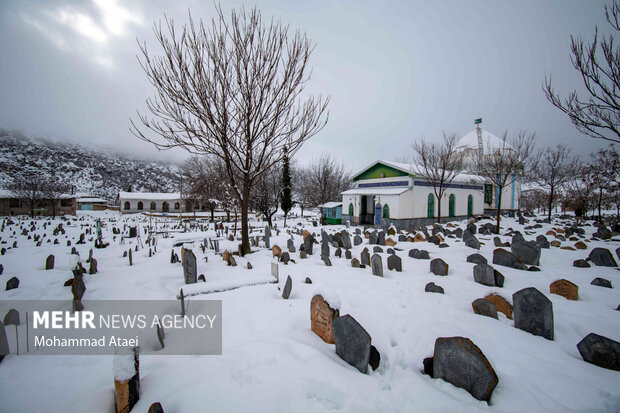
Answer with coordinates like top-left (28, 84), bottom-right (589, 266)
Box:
top-left (457, 128), bottom-right (513, 153)
top-left (77, 197), bottom-right (109, 203)
top-left (118, 191), bottom-right (181, 201)
top-left (318, 202), bottom-right (342, 209)
top-left (342, 187), bottom-right (410, 196)
top-left (376, 160), bottom-right (485, 184)
top-left (0, 189), bottom-right (14, 198)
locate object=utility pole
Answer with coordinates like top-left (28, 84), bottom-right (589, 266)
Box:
top-left (179, 178), bottom-right (183, 227)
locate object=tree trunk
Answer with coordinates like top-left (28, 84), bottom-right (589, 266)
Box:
top-left (233, 210), bottom-right (238, 237)
top-left (226, 210), bottom-right (230, 222)
top-left (495, 189), bottom-right (503, 234)
top-left (301, 205), bottom-right (304, 217)
top-left (210, 207), bottom-right (215, 222)
top-left (436, 195), bottom-right (442, 224)
top-left (240, 185), bottom-right (251, 256)
top-left (547, 186), bottom-right (554, 222)
top-left (598, 189), bottom-right (603, 223)
top-left (283, 213), bottom-right (287, 228)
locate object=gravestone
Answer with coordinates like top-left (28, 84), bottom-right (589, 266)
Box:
top-left (322, 257), bottom-right (332, 266)
top-left (353, 235), bottom-right (362, 246)
top-left (345, 250), bottom-right (352, 260)
top-left (182, 249), bottom-right (197, 284)
top-left (511, 242), bottom-right (541, 266)
top-left (425, 282), bottom-right (444, 294)
top-left (311, 295), bottom-right (340, 344)
top-left (484, 293), bottom-right (513, 319)
top-left (432, 336), bottom-right (498, 402)
top-left (493, 248), bottom-right (527, 270)
top-left (351, 258), bottom-right (360, 268)
top-left (89, 258), bottom-right (98, 275)
top-left (573, 259), bottom-right (590, 268)
top-left (378, 231), bottom-right (385, 245)
top-left (271, 262), bottom-right (279, 281)
top-left (473, 264), bottom-right (496, 287)
top-left (472, 299), bottom-right (498, 319)
top-left (332, 315), bottom-right (372, 374)
top-left (281, 252), bottom-right (290, 264)
top-left (369, 231), bottom-right (378, 245)
top-left (45, 254), bottom-right (55, 270)
top-left (587, 248), bottom-right (618, 267)
top-left (430, 258), bottom-right (448, 276)
top-left (466, 253), bottom-right (487, 265)
top-left (264, 225), bottom-right (271, 249)
top-left (341, 232), bottom-right (352, 249)
top-left (6, 277), bottom-right (19, 291)
top-left (3, 309), bottom-right (20, 326)
top-left (536, 235), bottom-right (550, 249)
top-left (282, 275), bottom-right (292, 299)
top-left (321, 242), bottom-right (330, 258)
top-left (156, 321), bottom-right (165, 350)
top-left (198, 274), bottom-right (206, 282)
top-left (128, 249), bottom-right (132, 266)
top-left (287, 238), bottom-right (295, 253)
top-left (576, 333), bottom-right (620, 371)
top-left (361, 248), bottom-right (370, 266)
top-left (387, 254), bottom-right (402, 272)
top-left (0, 321), bottom-right (8, 363)
top-left (72, 277), bottom-right (86, 301)
top-left (373, 246), bottom-right (383, 253)
top-left (513, 287), bottom-right (554, 340)
top-left (371, 254), bottom-right (383, 277)
top-left (303, 234), bottom-right (314, 255)
top-left (113, 348), bottom-right (140, 413)
top-left (549, 279), bottom-right (578, 300)
top-left (591, 277), bottom-right (612, 288)
top-left (334, 247), bottom-right (342, 258)
top-left (148, 402), bottom-right (165, 413)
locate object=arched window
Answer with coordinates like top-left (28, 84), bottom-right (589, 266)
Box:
top-left (348, 203), bottom-right (354, 216)
top-left (427, 194), bottom-right (434, 219)
top-left (150, 201), bottom-right (156, 211)
top-left (174, 202), bottom-right (180, 210)
top-left (162, 202), bottom-right (169, 212)
top-left (449, 194), bottom-right (455, 217)
top-left (124, 201), bottom-right (130, 210)
top-left (137, 201), bottom-right (143, 210)
top-left (382, 204), bottom-right (390, 219)
top-left (468, 194), bottom-right (474, 217)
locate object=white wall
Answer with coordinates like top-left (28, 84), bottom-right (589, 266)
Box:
top-left (119, 198), bottom-right (182, 214)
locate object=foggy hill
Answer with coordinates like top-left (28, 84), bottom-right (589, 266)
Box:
top-left (0, 129), bottom-right (182, 202)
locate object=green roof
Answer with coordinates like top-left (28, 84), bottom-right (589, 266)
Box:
top-left (352, 161), bottom-right (411, 181)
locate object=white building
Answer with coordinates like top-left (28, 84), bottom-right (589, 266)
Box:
top-left (118, 192), bottom-right (182, 214)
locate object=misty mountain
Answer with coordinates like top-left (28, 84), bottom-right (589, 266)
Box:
top-left (0, 129), bottom-right (182, 202)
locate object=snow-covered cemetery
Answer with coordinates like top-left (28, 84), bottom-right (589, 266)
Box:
top-left (1, 1), bottom-right (620, 412)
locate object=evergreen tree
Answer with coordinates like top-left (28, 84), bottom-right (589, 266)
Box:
top-left (281, 147), bottom-right (293, 226)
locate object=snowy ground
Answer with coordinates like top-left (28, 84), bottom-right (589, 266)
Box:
top-left (0, 210), bottom-right (619, 412)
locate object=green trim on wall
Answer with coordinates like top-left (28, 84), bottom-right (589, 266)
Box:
top-left (325, 217), bottom-right (342, 225)
top-left (352, 163), bottom-right (410, 181)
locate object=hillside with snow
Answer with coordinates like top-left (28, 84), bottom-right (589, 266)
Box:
top-left (0, 129), bottom-right (182, 201)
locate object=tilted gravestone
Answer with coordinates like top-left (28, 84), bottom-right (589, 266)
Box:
top-left (353, 235), bottom-right (362, 246)
top-left (587, 248), bottom-right (618, 267)
top-left (128, 249), bottom-right (133, 266)
top-left (156, 321), bottom-right (165, 350)
top-left (361, 248), bottom-right (370, 266)
top-left (311, 295), bottom-right (340, 344)
top-left (3, 309), bottom-right (20, 326)
top-left (387, 254), bottom-right (402, 272)
top-left (6, 277), bottom-right (19, 291)
top-left (282, 275), bottom-right (292, 299)
top-left (148, 402), bottom-right (165, 413)
top-left (493, 248), bottom-right (527, 270)
top-left (332, 314), bottom-right (372, 374)
top-left (472, 299), bottom-right (498, 319)
top-left (591, 277), bottom-right (612, 288)
top-left (473, 264), bottom-right (496, 287)
top-left (271, 262), bottom-right (279, 282)
top-left (432, 336), bottom-right (499, 402)
top-left (303, 234), bottom-right (314, 255)
top-left (484, 294), bottom-right (513, 319)
top-left (183, 249), bottom-right (197, 284)
top-left (45, 254), bottom-right (55, 270)
top-left (576, 333), bottom-right (620, 371)
top-left (513, 287), bottom-right (554, 340)
top-left (345, 250), bottom-right (352, 260)
top-left (549, 279), bottom-right (578, 300)
top-left (287, 238), bottom-right (295, 253)
top-left (466, 253), bottom-right (487, 265)
top-left (321, 242), bottom-right (330, 258)
top-left (511, 241), bottom-right (541, 266)
top-left (351, 258), bottom-right (360, 268)
top-left (371, 254), bottom-right (383, 277)
top-left (425, 282), bottom-right (444, 294)
top-left (322, 257), bottom-right (332, 267)
top-left (89, 258), bottom-right (98, 275)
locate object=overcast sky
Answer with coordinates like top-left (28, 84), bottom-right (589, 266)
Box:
top-left (0, 0), bottom-right (615, 173)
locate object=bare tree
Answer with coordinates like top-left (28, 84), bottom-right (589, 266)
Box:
top-left (588, 145), bottom-right (620, 221)
top-left (181, 155), bottom-right (229, 221)
top-left (9, 177), bottom-right (45, 218)
top-left (250, 166), bottom-right (281, 228)
top-left (477, 132), bottom-right (535, 233)
top-left (131, 6), bottom-right (329, 254)
top-left (544, 1), bottom-right (620, 144)
top-left (530, 144), bottom-right (577, 222)
top-left (410, 132), bottom-right (465, 223)
top-left (563, 164), bottom-right (596, 218)
top-left (299, 154), bottom-right (351, 208)
top-left (41, 179), bottom-right (71, 219)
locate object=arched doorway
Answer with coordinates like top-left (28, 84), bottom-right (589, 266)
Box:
top-left (150, 201), bottom-right (156, 211)
top-left (348, 203), bottom-right (354, 216)
top-left (468, 195), bottom-right (473, 217)
top-left (174, 202), bottom-right (180, 210)
top-left (162, 202), bottom-right (169, 212)
top-left (382, 204), bottom-right (390, 219)
top-left (137, 201), bottom-right (143, 211)
top-left (449, 194), bottom-right (455, 217)
top-left (427, 194), bottom-right (434, 219)
top-left (124, 201), bottom-right (130, 210)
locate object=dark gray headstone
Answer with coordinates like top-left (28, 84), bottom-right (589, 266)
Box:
top-left (493, 248), bottom-right (527, 270)
top-left (353, 235), bottom-right (362, 246)
top-left (71, 277), bottom-right (86, 301)
top-left (322, 256), bottom-right (332, 266)
top-left (6, 277), bottom-right (19, 291)
top-left (321, 242), bottom-right (330, 258)
top-left (3, 309), bottom-right (20, 326)
top-left (511, 242), bottom-right (541, 266)
top-left (156, 321), bottom-right (165, 349)
top-left (183, 250), bottom-right (197, 284)
top-left (371, 254), bottom-right (383, 277)
top-left (369, 231), bottom-right (378, 245)
top-left (494, 269), bottom-right (505, 287)
top-left (351, 258), bottom-right (360, 268)
top-left (373, 246), bottom-right (383, 253)
top-left (573, 259), bottom-right (591, 268)
top-left (387, 254), bottom-right (402, 272)
top-left (287, 238), bottom-right (295, 253)
top-left (89, 258), bottom-right (97, 275)
top-left (369, 345), bottom-right (380, 371)
top-left (472, 299), bottom-right (498, 319)
top-left (332, 315), bottom-right (372, 374)
top-left (512, 232), bottom-right (525, 244)
top-left (587, 248), bottom-right (618, 267)
top-left (430, 258), bottom-right (448, 276)
top-left (345, 249), bottom-right (352, 260)
top-left (304, 235), bottom-right (314, 255)
top-left (0, 321), bottom-right (8, 363)
top-left (425, 282), bottom-right (444, 294)
top-left (591, 277), bottom-right (612, 288)
top-left (341, 232), bottom-right (352, 249)
top-left (377, 231), bottom-right (385, 246)
top-left (361, 248), bottom-right (370, 266)
top-left (576, 333), bottom-right (620, 371)
top-left (282, 275), bottom-right (292, 299)
top-left (473, 264), bottom-right (496, 287)
top-left (536, 235), bottom-right (550, 249)
top-left (432, 336), bottom-right (499, 401)
top-left (466, 253), bottom-right (487, 265)
top-left (45, 254), bottom-right (54, 270)
top-left (513, 287), bottom-right (554, 340)
top-left (464, 235), bottom-right (480, 250)
top-left (148, 402), bottom-right (165, 413)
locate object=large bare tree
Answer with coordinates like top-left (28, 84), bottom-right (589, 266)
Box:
top-left (477, 132), bottom-right (535, 233)
top-left (250, 165), bottom-right (281, 228)
top-left (9, 177), bottom-right (45, 218)
top-left (131, 6), bottom-right (329, 254)
top-left (544, 1), bottom-right (620, 144)
top-left (41, 178), bottom-right (71, 219)
top-left (410, 132), bottom-right (465, 223)
top-left (298, 154), bottom-right (351, 208)
top-left (530, 144), bottom-right (577, 222)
